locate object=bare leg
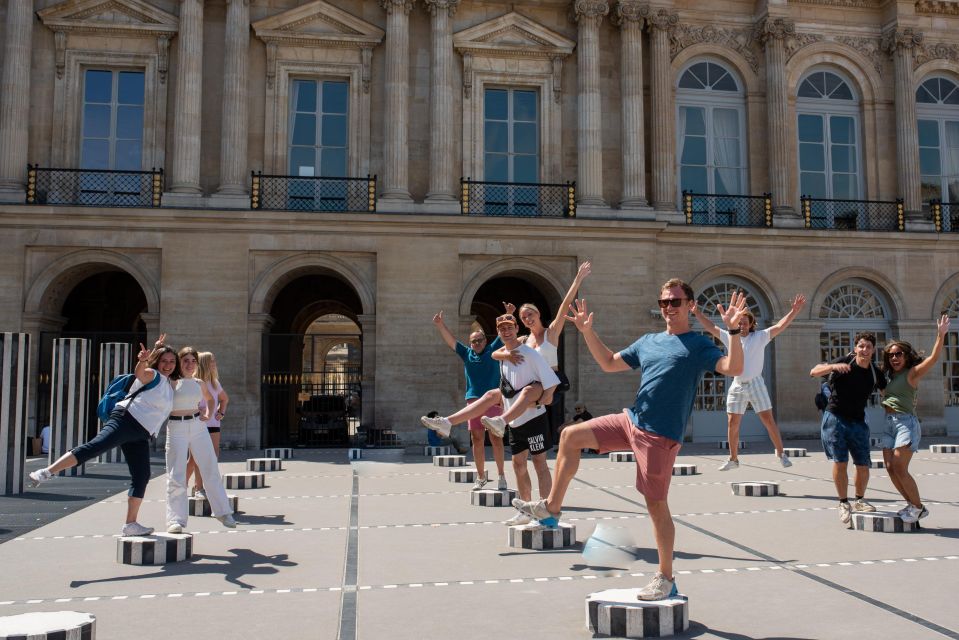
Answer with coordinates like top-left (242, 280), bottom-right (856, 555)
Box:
top-left (545, 422), bottom-right (600, 514)
top-left (499, 383), bottom-right (544, 424)
top-left (756, 409), bottom-right (784, 456)
top-left (512, 450), bottom-right (532, 501)
top-left (726, 413), bottom-right (742, 460)
top-left (125, 497), bottom-right (143, 524)
top-left (853, 464), bottom-right (870, 497)
top-left (47, 452), bottom-right (79, 474)
top-left (891, 447), bottom-right (920, 506)
top-left (646, 497), bottom-right (675, 579)
top-left (530, 452), bottom-right (551, 498)
top-left (832, 461), bottom-right (849, 500)
top-left (470, 428), bottom-right (486, 477)
top-left (490, 433), bottom-right (505, 476)
top-left (882, 448), bottom-right (907, 499)
top-left (446, 390), bottom-right (502, 426)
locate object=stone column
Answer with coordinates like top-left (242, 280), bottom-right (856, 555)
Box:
top-left (572, 1), bottom-right (609, 208)
top-left (215, 0), bottom-right (250, 202)
top-left (0, 0), bottom-right (34, 201)
top-left (647, 8), bottom-right (678, 213)
top-left (356, 314), bottom-right (376, 430)
top-left (379, 0), bottom-right (415, 203)
top-left (97, 342), bottom-right (132, 464)
top-left (882, 27), bottom-right (923, 215)
top-left (169, 0), bottom-right (204, 196)
top-left (756, 17), bottom-right (798, 221)
top-left (423, 0), bottom-right (459, 208)
top-left (1, 333), bottom-right (30, 495)
top-left (49, 338), bottom-right (90, 477)
top-left (613, 1), bottom-right (648, 210)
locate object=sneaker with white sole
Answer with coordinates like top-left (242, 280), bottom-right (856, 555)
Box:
top-left (637, 573), bottom-right (678, 601)
top-left (166, 523), bottom-right (183, 534)
top-left (838, 501), bottom-right (852, 525)
top-left (896, 505), bottom-right (911, 518)
top-left (853, 498), bottom-right (876, 512)
top-left (480, 415), bottom-right (506, 439)
top-left (420, 415), bottom-right (452, 438)
top-left (216, 513), bottom-right (237, 528)
top-left (718, 459), bottom-right (739, 471)
top-left (194, 489), bottom-right (207, 500)
top-left (472, 477), bottom-right (489, 491)
top-left (121, 522), bottom-right (155, 537)
top-left (779, 453), bottom-right (793, 468)
top-left (511, 498), bottom-right (561, 528)
top-left (497, 475), bottom-right (508, 491)
top-left (503, 512), bottom-right (533, 526)
top-left (28, 468), bottom-right (54, 487)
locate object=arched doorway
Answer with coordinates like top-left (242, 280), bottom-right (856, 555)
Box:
top-left (261, 273), bottom-right (364, 447)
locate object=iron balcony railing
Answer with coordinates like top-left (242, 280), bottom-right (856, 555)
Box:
top-left (251, 172), bottom-right (376, 213)
top-left (931, 200), bottom-right (957, 233)
top-left (801, 196), bottom-right (904, 231)
top-left (460, 178), bottom-right (576, 218)
top-left (25, 165), bottom-right (162, 207)
top-left (682, 191), bottom-right (772, 228)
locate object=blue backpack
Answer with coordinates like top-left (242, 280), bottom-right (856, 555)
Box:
top-left (97, 373), bottom-right (160, 422)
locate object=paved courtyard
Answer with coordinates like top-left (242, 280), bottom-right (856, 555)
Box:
top-left (1, 440), bottom-right (958, 639)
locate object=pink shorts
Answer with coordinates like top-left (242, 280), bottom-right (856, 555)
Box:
top-left (467, 397), bottom-right (503, 432)
top-left (588, 411), bottom-right (681, 501)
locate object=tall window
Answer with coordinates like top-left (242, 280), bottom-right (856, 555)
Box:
top-left (81, 69), bottom-right (145, 170)
top-left (917, 76), bottom-right (959, 231)
top-left (797, 70), bottom-right (861, 200)
top-left (483, 88), bottom-right (539, 215)
top-left (941, 288), bottom-right (959, 407)
top-left (289, 79), bottom-right (348, 178)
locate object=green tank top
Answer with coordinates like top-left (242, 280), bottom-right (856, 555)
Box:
top-left (882, 369), bottom-right (916, 415)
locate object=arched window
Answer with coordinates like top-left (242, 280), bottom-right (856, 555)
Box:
top-left (917, 76), bottom-right (959, 230)
top-left (797, 69), bottom-right (862, 201)
top-left (940, 288), bottom-right (959, 407)
top-left (677, 61), bottom-right (747, 205)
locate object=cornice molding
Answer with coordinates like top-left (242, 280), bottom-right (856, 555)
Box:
top-left (914, 0), bottom-right (959, 15)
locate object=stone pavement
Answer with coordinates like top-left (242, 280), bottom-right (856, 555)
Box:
top-left (1, 441), bottom-right (958, 639)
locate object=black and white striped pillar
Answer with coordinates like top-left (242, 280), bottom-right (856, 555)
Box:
top-left (869, 458), bottom-right (885, 469)
top-left (0, 332), bottom-right (29, 495)
top-left (782, 448), bottom-right (807, 457)
top-left (189, 494), bottom-right (239, 517)
top-left (424, 445), bottom-right (451, 456)
top-left (247, 457), bottom-right (282, 472)
top-left (348, 448), bottom-right (362, 460)
top-left (449, 468), bottom-right (486, 483)
top-left (0, 611), bottom-right (96, 639)
top-left (223, 472), bottom-right (265, 489)
top-left (470, 488), bottom-right (516, 507)
top-left (852, 511), bottom-right (918, 533)
top-left (49, 338), bottom-right (90, 477)
top-left (730, 481), bottom-right (779, 496)
top-left (586, 589), bottom-right (689, 637)
top-left (264, 447), bottom-right (292, 459)
top-left (507, 522), bottom-right (576, 549)
top-left (671, 464), bottom-right (697, 476)
top-left (930, 444), bottom-right (959, 453)
top-left (870, 437), bottom-right (883, 447)
top-left (719, 440), bottom-right (746, 450)
top-left (117, 532), bottom-right (193, 565)
top-left (97, 342), bottom-right (131, 464)
top-left (610, 451), bottom-right (634, 462)
top-left (433, 454), bottom-right (465, 467)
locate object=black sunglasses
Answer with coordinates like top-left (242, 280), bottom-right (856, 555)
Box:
top-left (887, 351), bottom-right (905, 358)
top-left (657, 298), bottom-right (688, 309)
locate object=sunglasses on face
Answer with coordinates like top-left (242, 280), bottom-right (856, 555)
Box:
top-left (469, 337), bottom-right (486, 345)
top-left (887, 351), bottom-right (905, 359)
top-left (657, 298), bottom-right (688, 309)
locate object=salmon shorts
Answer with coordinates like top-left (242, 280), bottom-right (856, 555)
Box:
top-left (466, 397), bottom-right (503, 432)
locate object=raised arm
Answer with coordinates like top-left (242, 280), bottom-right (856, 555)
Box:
top-left (546, 261), bottom-right (591, 344)
top-left (691, 304), bottom-right (722, 339)
top-left (908, 314), bottom-right (951, 384)
top-left (565, 299), bottom-right (630, 373)
top-left (769, 294), bottom-right (807, 339)
top-left (431, 311), bottom-right (457, 351)
top-left (134, 333), bottom-right (166, 384)
top-left (811, 360), bottom-right (851, 378)
top-left (713, 292), bottom-right (748, 376)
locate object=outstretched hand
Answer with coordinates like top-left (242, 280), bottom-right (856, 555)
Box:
top-left (503, 301), bottom-right (516, 315)
top-left (137, 333), bottom-right (166, 363)
top-left (576, 261), bottom-right (592, 282)
top-left (432, 311), bottom-right (444, 326)
top-left (938, 314), bottom-right (951, 336)
top-left (564, 299), bottom-right (594, 332)
top-left (791, 294), bottom-right (807, 313)
top-left (716, 291), bottom-right (748, 330)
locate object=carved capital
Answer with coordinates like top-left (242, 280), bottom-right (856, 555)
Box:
top-left (54, 31), bottom-right (66, 80)
top-left (646, 7), bottom-right (678, 33)
top-left (157, 35), bottom-right (170, 84)
top-left (225, 0), bottom-right (250, 5)
top-left (550, 54), bottom-right (564, 103)
top-left (265, 42), bottom-right (277, 90)
top-left (380, 0), bottom-right (415, 15)
top-left (880, 27), bottom-right (924, 56)
top-left (612, 1), bottom-right (647, 28)
top-left (361, 46), bottom-right (373, 94)
top-left (422, 0), bottom-right (459, 17)
top-left (462, 52), bottom-right (472, 100)
top-left (754, 16), bottom-right (795, 47)
top-left (570, 0), bottom-right (610, 25)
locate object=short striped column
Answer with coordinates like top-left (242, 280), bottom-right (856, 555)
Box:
top-left (508, 522), bottom-right (576, 549)
top-left (610, 451), bottom-right (634, 462)
top-left (189, 494), bottom-right (239, 517)
top-left (930, 444), bottom-right (959, 453)
top-left (49, 338), bottom-right (91, 477)
top-left (348, 448), bottom-right (362, 460)
top-left (719, 441), bottom-right (746, 450)
top-left (434, 454), bottom-right (465, 467)
top-left (470, 488), bottom-right (516, 507)
top-left (731, 481), bottom-right (779, 496)
top-left (0, 611), bottom-right (96, 639)
top-left (223, 472), bottom-right (265, 489)
top-left (852, 511), bottom-right (918, 533)
top-left (672, 464), bottom-right (697, 476)
top-left (870, 437), bottom-right (883, 447)
top-left (97, 342), bottom-right (131, 463)
top-left (117, 532), bottom-right (193, 565)
top-left (247, 458), bottom-right (282, 472)
top-left (0, 333), bottom-right (29, 495)
top-left (449, 468), bottom-right (486, 483)
top-left (869, 458), bottom-right (885, 469)
top-left (782, 448), bottom-right (807, 457)
top-left (586, 589), bottom-right (689, 637)
top-left (424, 445), bottom-right (451, 456)
top-left (264, 447), bottom-right (292, 459)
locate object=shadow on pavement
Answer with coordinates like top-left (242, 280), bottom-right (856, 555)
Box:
top-left (685, 622), bottom-right (816, 639)
top-left (233, 514), bottom-right (294, 526)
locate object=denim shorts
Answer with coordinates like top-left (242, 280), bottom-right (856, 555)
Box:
top-left (881, 412), bottom-right (921, 452)
top-left (820, 410), bottom-right (871, 466)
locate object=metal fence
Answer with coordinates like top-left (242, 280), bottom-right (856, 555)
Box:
top-left (801, 196), bottom-right (904, 231)
top-left (251, 172), bottom-right (376, 212)
top-left (26, 165), bottom-right (162, 207)
top-left (682, 192), bottom-right (772, 228)
top-left (931, 201), bottom-right (957, 233)
top-left (460, 178), bottom-right (576, 218)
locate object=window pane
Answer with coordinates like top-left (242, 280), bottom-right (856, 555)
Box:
top-left (680, 166), bottom-right (707, 193)
top-left (84, 70), bottom-right (112, 103)
top-left (513, 122), bottom-right (537, 154)
top-left (289, 147), bottom-right (316, 176)
top-left (798, 114), bottom-right (823, 142)
top-left (944, 82), bottom-right (959, 105)
top-left (291, 113), bottom-right (316, 146)
top-left (713, 108), bottom-right (739, 136)
top-left (832, 173), bottom-right (856, 199)
top-left (918, 120), bottom-right (939, 147)
top-left (485, 89), bottom-right (508, 121)
top-left (81, 140), bottom-right (110, 169)
top-left (678, 70), bottom-right (703, 89)
top-left (294, 80), bottom-right (317, 112)
top-left (681, 136), bottom-right (706, 165)
top-left (713, 168), bottom-right (741, 194)
top-left (513, 90), bottom-right (537, 121)
top-left (322, 81), bottom-right (348, 114)
top-left (920, 148), bottom-right (941, 175)
top-left (831, 144), bottom-right (855, 173)
top-left (798, 74), bottom-right (824, 98)
top-left (801, 172), bottom-right (827, 198)
top-left (484, 121), bottom-right (508, 153)
top-left (714, 138), bottom-right (740, 168)
top-left (118, 72), bottom-right (145, 105)
top-left (116, 106), bottom-right (144, 140)
top-left (322, 114), bottom-right (347, 147)
top-left (946, 122), bottom-right (959, 174)
top-left (916, 83), bottom-right (937, 104)
top-left (831, 82), bottom-right (854, 100)
top-left (114, 139), bottom-right (142, 170)
top-left (799, 142), bottom-right (825, 172)
top-left (712, 72), bottom-right (737, 92)
top-left (485, 153), bottom-right (508, 182)
top-left (83, 104), bottom-right (111, 138)
top-left (689, 62), bottom-right (708, 87)
top-left (683, 107), bottom-right (705, 135)
top-left (830, 116), bottom-right (854, 144)
top-left (513, 155), bottom-right (538, 183)
top-left (321, 147), bottom-right (347, 177)
top-left (920, 177), bottom-right (942, 201)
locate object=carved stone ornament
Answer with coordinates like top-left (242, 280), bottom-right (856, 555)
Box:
top-left (669, 24), bottom-right (761, 73)
top-left (266, 41), bottom-right (277, 89)
top-left (156, 34), bottom-right (170, 83)
top-left (37, 0), bottom-right (179, 39)
top-left (570, 0), bottom-right (610, 24)
top-left (462, 52), bottom-right (472, 99)
top-left (551, 54), bottom-right (564, 103)
top-left (422, 0), bottom-right (460, 17)
top-left (361, 46), bottom-right (373, 94)
top-left (836, 35), bottom-right (885, 75)
top-left (880, 28), bottom-right (924, 55)
top-left (753, 16), bottom-right (794, 45)
top-left (380, 0), bottom-right (415, 15)
top-left (252, 1), bottom-right (384, 52)
top-left (646, 7), bottom-right (678, 32)
top-left (54, 31), bottom-right (67, 79)
top-left (913, 41), bottom-right (959, 69)
top-left (915, 0), bottom-right (959, 16)
top-left (612, 0), bottom-right (646, 27)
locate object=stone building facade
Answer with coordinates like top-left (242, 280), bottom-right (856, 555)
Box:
top-left (0, 0), bottom-right (958, 447)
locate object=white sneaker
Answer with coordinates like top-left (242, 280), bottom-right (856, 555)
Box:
top-left (420, 415), bottom-right (452, 438)
top-left (511, 498), bottom-right (561, 528)
top-left (497, 475), bottom-right (508, 491)
top-left (166, 523), bottom-right (183, 534)
top-left (637, 573), bottom-right (679, 601)
top-left (194, 489), bottom-right (207, 500)
top-left (838, 501), bottom-right (852, 525)
top-left (896, 505), bottom-right (911, 518)
top-left (779, 453), bottom-right (792, 468)
top-left (853, 498), bottom-right (876, 513)
top-left (718, 459), bottom-right (739, 471)
top-left (480, 415), bottom-right (506, 439)
top-left (503, 512), bottom-right (533, 526)
top-left (216, 513), bottom-right (237, 528)
top-left (28, 468), bottom-right (54, 487)
top-left (472, 477), bottom-right (489, 491)
top-left (121, 522), bottom-right (155, 537)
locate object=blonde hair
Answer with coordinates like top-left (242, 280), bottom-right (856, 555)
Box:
top-left (518, 303), bottom-right (540, 316)
top-left (196, 351), bottom-right (219, 385)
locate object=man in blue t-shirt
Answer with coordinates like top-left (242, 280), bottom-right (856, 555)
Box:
top-left (513, 278), bottom-right (746, 601)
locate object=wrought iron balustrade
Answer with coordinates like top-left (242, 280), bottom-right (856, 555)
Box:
top-left (682, 191), bottom-right (772, 228)
top-left (931, 200), bottom-right (957, 233)
top-left (25, 165), bottom-right (162, 207)
top-left (251, 172), bottom-right (376, 213)
top-left (801, 196), bottom-right (904, 231)
top-left (460, 178), bottom-right (576, 218)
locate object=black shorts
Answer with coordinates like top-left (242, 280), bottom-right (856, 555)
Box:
top-left (207, 426), bottom-right (221, 434)
top-left (508, 412), bottom-right (550, 456)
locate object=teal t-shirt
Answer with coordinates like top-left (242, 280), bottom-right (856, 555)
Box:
top-left (454, 336), bottom-right (504, 399)
top-left (618, 331), bottom-right (723, 443)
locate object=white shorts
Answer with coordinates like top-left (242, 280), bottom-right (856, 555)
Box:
top-left (726, 377), bottom-right (772, 415)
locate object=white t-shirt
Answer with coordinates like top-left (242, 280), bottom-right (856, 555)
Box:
top-left (719, 328), bottom-right (771, 383)
top-left (499, 344), bottom-right (560, 428)
top-left (116, 372), bottom-right (174, 436)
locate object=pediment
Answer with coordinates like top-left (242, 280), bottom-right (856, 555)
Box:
top-left (453, 11), bottom-right (575, 58)
top-left (38, 0), bottom-right (178, 36)
top-left (253, 0), bottom-right (384, 49)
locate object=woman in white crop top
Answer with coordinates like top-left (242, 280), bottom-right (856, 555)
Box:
top-left (164, 346), bottom-right (236, 532)
top-left (29, 335), bottom-right (175, 537)
top-left (186, 351), bottom-right (229, 498)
